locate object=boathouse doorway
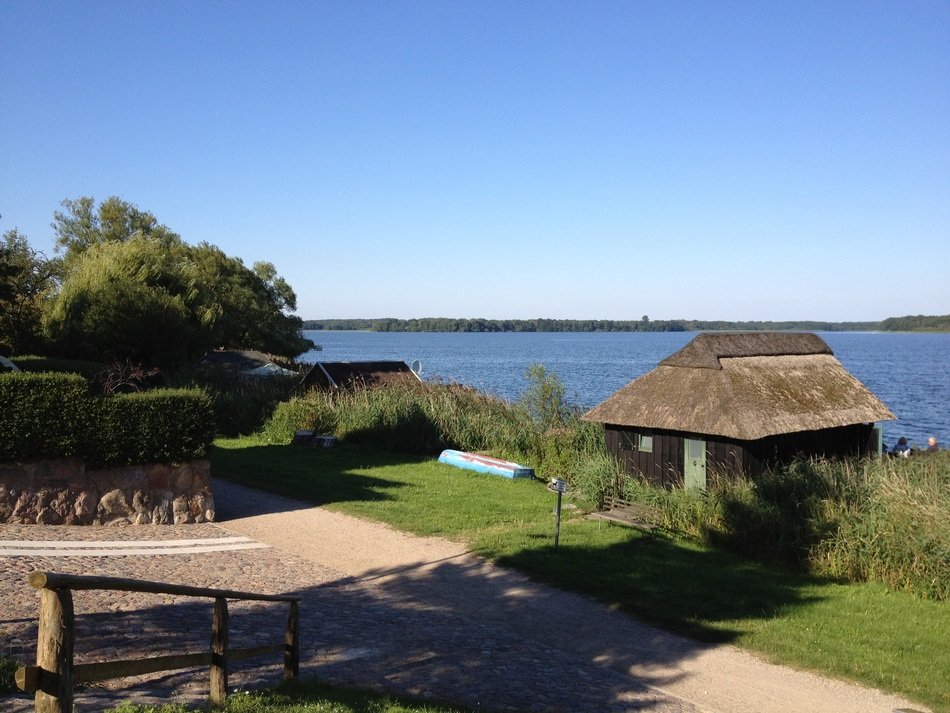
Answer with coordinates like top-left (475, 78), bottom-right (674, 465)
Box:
top-left (684, 437), bottom-right (707, 490)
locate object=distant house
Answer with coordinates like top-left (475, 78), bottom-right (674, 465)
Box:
top-left (299, 361), bottom-right (421, 391)
top-left (200, 349), bottom-right (301, 382)
top-left (582, 332), bottom-right (895, 489)
top-left (201, 349), bottom-right (277, 374)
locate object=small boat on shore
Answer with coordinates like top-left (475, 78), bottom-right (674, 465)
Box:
top-left (437, 450), bottom-right (534, 479)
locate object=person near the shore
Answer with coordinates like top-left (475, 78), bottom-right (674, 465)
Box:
top-left (892, 437), bottom-right (912, 457)
top-left (927, 436), bottom-right (939, 453)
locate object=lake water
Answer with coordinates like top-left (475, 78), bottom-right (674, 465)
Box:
top-left (300, 330), bottom-right (949, 451)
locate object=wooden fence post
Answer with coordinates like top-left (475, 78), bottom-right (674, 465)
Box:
top-left (22, 573), bottom-right (299, 708)
top-left (35, 587), bottom-right (75, 713)
top-left (284, 600), bottom-right (299, 681)
top-left (210, 597), bottom-right (229, 706)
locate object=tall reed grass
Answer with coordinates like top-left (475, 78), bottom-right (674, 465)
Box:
top-left (262, 381), bottom-right (537, 456)
top-left (809, 453), bottom-right (949, 599)
top-left (616, 453), bottom-right (949, 600)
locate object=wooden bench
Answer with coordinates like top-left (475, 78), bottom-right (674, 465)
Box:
top-left (589, 496), bottom-right (662, 533)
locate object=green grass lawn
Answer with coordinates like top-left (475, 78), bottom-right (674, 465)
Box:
top-left (212, 439), bottom-right (949, 712)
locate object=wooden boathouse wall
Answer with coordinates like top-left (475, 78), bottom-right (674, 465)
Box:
top-left (605, 423), bottom-right (879, 487)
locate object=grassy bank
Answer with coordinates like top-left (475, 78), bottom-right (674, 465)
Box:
top-left (212, 440), bottom-right (949, 711)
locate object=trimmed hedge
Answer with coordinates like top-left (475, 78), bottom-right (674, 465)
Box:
top-left (11, 354), bottom-right (106, 377)
top-left (0, 373), bottom-right (213, 465)
top-left (91, 389), bottom-right (215, 466)
top-left (0, 372), bottom-right (92, 461)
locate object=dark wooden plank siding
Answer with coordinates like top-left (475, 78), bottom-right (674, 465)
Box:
top-left (606, 426), bottom-right (684, 488)
top-left (606, 422), bottom-right (879, 487)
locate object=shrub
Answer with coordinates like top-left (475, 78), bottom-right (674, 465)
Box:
top-left (209, 379), bottom-right (298, 437)
top-left (571, 449), bottom-right (624, 507)
top-left (701, 460), bottom-right (841, 566)
top-left (0, 372), bottom-right (92, 460)
top-left (519, 363), bottom-right (573, 429)
top-left (91, 389), bottom-right (215, 465)
top-left (0, 373), bottom-right (213, 466)
top-left (261, 392), bottom-right (338, 444)
top-left (536, 420), bottom-right (606, 480)
top-left (11, 354), bottom-right (106, 377)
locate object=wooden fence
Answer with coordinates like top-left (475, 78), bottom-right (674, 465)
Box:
top-left (15, 570), bottom-right (300, 712)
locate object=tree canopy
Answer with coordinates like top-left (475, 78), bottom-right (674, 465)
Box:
top-left (0, 228), bottom-right (60, 354)
top-left (52, 196), bottom-right (181, 266)
top-left (46, 236), bottom-right (312, 368)
top-left (4, 196), bottom-right (312, 367)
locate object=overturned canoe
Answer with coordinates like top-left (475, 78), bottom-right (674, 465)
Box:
top-left (437, 450), bottom-right (535, 479)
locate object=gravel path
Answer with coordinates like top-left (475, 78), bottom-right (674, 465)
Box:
top-left (1, 479), bottom-right (928, 713)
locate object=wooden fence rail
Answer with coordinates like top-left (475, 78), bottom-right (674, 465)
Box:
top-left (15, 570), bottom-right (300, 713)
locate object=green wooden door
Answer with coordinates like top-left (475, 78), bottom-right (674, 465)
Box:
top-left (684, 437), bottom-right (707, 490)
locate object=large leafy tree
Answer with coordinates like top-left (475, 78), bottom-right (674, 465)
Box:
top-left (45, 238), bottom-right (196, 367)
top-left (182, 243), bottom-right (311, 357)
top-left (0, 228), bottom-right (60, 354)
top-left (45, 232), bottom-right (312, 368)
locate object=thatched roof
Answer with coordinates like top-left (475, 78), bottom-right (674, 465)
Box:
top-left (660, 332), bottom-right (832, 369)
top-left (582, 333), bottom-right (894, 441)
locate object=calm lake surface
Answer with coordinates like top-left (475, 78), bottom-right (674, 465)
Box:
top-left (300, 330), bottom-right (949, 451)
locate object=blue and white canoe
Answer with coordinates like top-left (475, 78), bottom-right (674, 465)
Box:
top-left (437, 449), bottom-right (535, 479)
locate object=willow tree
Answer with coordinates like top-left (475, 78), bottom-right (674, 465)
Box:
top-left (45, 237), bottom-right (312, 369)
top-left (52, 196), bottom-right (181, 268)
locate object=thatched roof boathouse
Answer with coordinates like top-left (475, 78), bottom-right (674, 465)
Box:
top-left (582, 333), bottom-right (895, 489)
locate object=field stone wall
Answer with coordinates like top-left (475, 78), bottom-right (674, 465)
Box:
top-left (0, 459), bottom-right (214, 525)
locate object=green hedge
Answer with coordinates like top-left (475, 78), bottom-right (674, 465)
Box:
top-left (91, 389), bottom-right (215, 466)
top-left (11, 354), bottom-right (106, 377)
top-left (0, 372), bottom-right (92, 461)
top-left (0, 373), bottom-right (213, 465)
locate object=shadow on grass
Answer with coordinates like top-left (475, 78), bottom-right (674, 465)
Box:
top-left (491, 525), bottom-right (822, 643)
top-left (210, 442), bottom-right (821, 643)
top-left (210, 443), bottom-right (422, 517)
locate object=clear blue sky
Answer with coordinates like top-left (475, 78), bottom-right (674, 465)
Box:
top-left (2, 1), bottom-right (948, 322)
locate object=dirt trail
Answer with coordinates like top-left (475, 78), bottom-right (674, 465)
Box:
top-left (213, 479), bottom-right (928, 713)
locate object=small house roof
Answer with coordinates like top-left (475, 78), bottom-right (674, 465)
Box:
top-left (582, 332), bottom-right (895, 440)
top-left (201, 349), bottom-right (275, 372)
top-left (300, 361), bottom-right (421, 390)
top-left (242, 362), bottom-right (298, 378)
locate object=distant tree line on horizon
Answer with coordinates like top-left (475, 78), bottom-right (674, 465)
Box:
top-left (301, 316), bottom-right (950, 333)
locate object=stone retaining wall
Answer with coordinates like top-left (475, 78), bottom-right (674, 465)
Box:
top-left (0, 459), bottom-right (214, 525)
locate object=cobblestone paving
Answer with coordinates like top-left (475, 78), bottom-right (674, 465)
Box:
top-left (1, 519), bottom-right (696, 712)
